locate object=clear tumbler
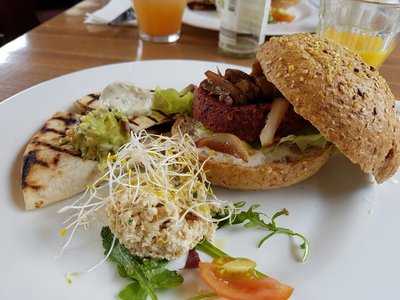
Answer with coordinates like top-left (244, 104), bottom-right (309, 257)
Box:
top-left (318, 0), bottom-right (400, 68)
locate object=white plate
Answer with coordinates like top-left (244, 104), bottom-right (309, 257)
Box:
top-left (1, 60), bottom-right (399, 300)
top-left (183, 9), bottom-right (220, 31)
top-left (182, 0), bottom-right (319, 35)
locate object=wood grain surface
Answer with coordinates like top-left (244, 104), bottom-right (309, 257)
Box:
top-left (0, 0), bottom-right (399, 102)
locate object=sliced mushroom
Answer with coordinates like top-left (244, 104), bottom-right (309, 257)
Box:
top-left (254, 76), bottom-right (278, 99)
top-left (199, 79), bottom-right (234, 105)
top-left (205, 70), bottom-right (247, 104)
top-left (235, 79), bottom-right (262, 100)
top-left (196, 133), bottom-right (250, 162)
top-left (250, 61), bottom-right (264, 77)
top-left (224, 69), bottom-right (254, 84)
top-left (260, 98), bottom-right (290, 147)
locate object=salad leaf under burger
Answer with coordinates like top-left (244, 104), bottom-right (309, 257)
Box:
top-left (278, 134), bottom-right (327, 152)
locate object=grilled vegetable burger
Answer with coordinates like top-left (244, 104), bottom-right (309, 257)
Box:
top-left (173, 33), bottom-right (400, 190)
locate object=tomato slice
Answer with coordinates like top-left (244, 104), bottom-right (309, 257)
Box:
top-left (199, 262), bottom-right (293, 300)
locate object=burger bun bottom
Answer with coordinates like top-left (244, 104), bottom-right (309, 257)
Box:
top-left (172, 116), bottom-right (332, 190)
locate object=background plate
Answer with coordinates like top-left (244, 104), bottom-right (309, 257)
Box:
top-left (182, 0), bottom-right (319, 35)
top-left (0, 60), bottom-right (399, 300)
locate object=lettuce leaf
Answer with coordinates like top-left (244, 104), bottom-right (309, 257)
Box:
top-left (152, 88), bottom-right (193, 115)
top-left (262, 144), bottom-right (301, 162)
top-left (101, 227), bottom-right (183, 300)
top-left (278, 134), bottom-right (327, 152)
top-left (118, 282), bottom-right (147, 300)
top-left (261, 134), bottom-right (328, 162)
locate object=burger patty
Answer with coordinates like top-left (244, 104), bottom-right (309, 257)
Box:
top-left (193, 87), bottom-right (271, 143)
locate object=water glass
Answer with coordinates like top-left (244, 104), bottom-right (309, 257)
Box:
top-left (318, 0), bottom-right (400, 68)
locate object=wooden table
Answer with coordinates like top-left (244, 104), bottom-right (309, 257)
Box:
top-left (0, 0), bottom-right (399, 102)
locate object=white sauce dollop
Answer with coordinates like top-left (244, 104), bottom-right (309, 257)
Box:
top-left (99, 82), bottom-right (153, 117)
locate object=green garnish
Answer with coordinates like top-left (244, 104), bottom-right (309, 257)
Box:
top-left (101, 227), bottom-right (184, 300)
top-left (118, 282), bottom-right (148, 300)
top-left (262, 133), bottom-right (328, 162)
top-left (152, 87), bottom-right (193, 115)
top-left (195, 239), bottom-right (229, 259)
top-left (278, 134), bottom-right (327, 152)
top-left (68, 109), bottom-right (129, 163)
top-left (214, 203), bottom-right (310, 262)
top-left (196, 240), bottom-right (266, 278)
top-left (187, 292), bottom-right (218, 300)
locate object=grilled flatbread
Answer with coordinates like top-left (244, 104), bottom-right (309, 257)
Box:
top-left (22, 93), bottom-right (174, 210)
top-left (22, 111), bottom-right (101, 210)
top-left (74, 92), bottom-right (172, 131)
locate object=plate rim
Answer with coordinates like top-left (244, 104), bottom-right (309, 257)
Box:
top-left (0, 59), bottom-right (250, 108)
top-left (1, 58), bottom-right (400, 300)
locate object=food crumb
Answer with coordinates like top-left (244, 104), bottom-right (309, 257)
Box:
top-left (59, 227), bottom-right (68, 237)
top-left (65, 272), bottom-right (79, 285)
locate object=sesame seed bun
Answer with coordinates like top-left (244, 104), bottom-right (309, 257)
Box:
top-left (257, 33), bottom-right (400, 183)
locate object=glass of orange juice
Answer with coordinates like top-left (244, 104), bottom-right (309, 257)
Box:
top-left (318, 0), bottom-right (400, 68)
top-left (133, 0), bottom-right (187, 43)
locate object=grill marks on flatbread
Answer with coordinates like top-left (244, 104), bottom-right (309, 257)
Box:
top-left (22, 92), bottom-right (175, 210)
top-left (74, 93), bottom-right (172, 131)
top-left (129, 110), bottom-right (171, 131)
top-left (74, 93), bottom-right (101, 113)
top-left (22, 112), bottom-right (101, 210)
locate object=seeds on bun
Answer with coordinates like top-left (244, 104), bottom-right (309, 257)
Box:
top-left (257, 33), bottom-right (400, 183)
top-left (172, 33), bottom-right (399, 190)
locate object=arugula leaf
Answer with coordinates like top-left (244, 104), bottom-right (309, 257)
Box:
top-left (101, 227), bottom-right (184, 300)
top-left (118, 282), bottom-right (147, 300)
top-left (102, 227), bottom-right (157, 300)
top-left (214, 204), bottom-right (310, 262)
top-left (117, 264), bottom-right (128, 278)
top-left (212, 201), bottom-right (246, 229)
top-left (141, 259), bottom-right (183, 289)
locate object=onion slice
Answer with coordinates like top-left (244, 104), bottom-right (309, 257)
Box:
top-left (196, 133), bottom-right (250, 162)
top-left (260, 98), bottom-right (290, 147)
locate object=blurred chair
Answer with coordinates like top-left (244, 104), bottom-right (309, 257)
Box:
top-left (36, 0), bottom-right (81, 23)
top-left (0, 0), bottom-right (39, 44)
top-left (0, 0), bottom-right (81, 44)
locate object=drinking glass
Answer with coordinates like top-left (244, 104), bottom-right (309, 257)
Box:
top-left (133, 0), bottom-right (187, 43)
top-left (318, 0), bottom-right (400, 68)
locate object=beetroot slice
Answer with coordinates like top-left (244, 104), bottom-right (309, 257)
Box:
top-left (185, 249), bottom-right (201, 269)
